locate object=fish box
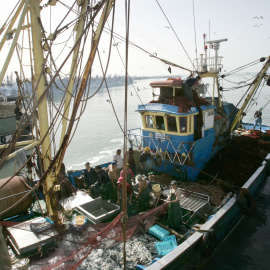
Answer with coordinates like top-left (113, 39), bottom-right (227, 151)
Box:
top-left (5, 217), bottom-right (59, 256)
top-left (148, 224), bottom-right (170, 240)
top-left (75, 197), bottom-right (120, 224)
top-left (155, 238), bottom-right (177, 256)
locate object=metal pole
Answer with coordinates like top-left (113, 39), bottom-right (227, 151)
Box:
top-left (0, 0), bottom-right (26, 51)
top-left (60, 0), bottom-right (88, 145)
top-left (0, 0), bottom-right (29, 86)
top-left (29, 0), bottom-right (55, 219)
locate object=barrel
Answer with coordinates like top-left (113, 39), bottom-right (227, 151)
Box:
top-left (0, 175), bottom-right (33, 219)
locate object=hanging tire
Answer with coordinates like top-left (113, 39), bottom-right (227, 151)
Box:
top-left (199, 229), bottom-right (217, 257)
top-left (236, 188), bottom-right (256, 215)
top-left (1, 136), bottom-right (6, 144)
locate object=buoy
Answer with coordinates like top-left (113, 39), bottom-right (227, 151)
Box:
top-left (199, 229), bottom-right (217, 257)
top-left (236, 188), bottom-right (256, 215)
top-left (0, 175), bottom-right (33, 219)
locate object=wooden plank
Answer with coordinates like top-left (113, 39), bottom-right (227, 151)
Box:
top-left (155, 221), bottom-right (183, 239)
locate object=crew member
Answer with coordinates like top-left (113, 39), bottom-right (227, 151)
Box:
top-left (253, 107), bottom-right (263, 131)
top-left (136, 175), bottom-right (151, 212)
top-left (166, 180), bottom-right (182, 229)
top-left (120, 163), bottom-right (135, 186)
top-left (91, 165), bottom-right (110, 199)
top-left (113, 149), bottom-right (123, 178)
top-left (126, 148), bottom-right (137, 175)
top-left (183, 76), bottom-right (201, 102)
top-left (139, 147), bottom-right (152, 176)
top-left (107, 161), bottom-right (118, 203)
top-left (116, 177), bottom-right (133, 217)
top-left (84, 162), bottom-right (97, 189)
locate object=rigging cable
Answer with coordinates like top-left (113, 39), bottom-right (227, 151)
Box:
top-left (155, 0), bottom-right (197, 72)
top-left (221, 58), bottom-right (263, 77)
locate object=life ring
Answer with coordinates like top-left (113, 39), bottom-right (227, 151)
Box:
top-left (199, 229), bottom-right (217, 257)
top-left (236, 188), bottom-right (256, 215)
top-left (1, 136), bottom-right (6, 144)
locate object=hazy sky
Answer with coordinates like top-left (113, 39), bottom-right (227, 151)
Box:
top-left (0, 0), bottom-right (269, 78)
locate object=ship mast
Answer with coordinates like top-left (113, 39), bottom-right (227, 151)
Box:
top-left (29, 0), bottom-right (56, 219)
top-left (196, 38), bottom-right (227, 110)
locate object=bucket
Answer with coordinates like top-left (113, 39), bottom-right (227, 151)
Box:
top-left (152, 184), bottom-right (161, 197)
top-left (75, 215), bottom-right (86, 226)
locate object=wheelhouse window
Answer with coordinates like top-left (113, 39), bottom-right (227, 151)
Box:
top-left (156, 116), bottom-right (165, 130)
top-left (167, 116), bottom-right (177, 132)
top-left (179, 117), bottom-right (187, 133)
top-left (145, 115), bottom-right (154, 128)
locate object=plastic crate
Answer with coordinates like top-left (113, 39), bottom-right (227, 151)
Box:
top-left (155, 239), bottom-right (177, 256)
top-left (162, 235), bottom-right (177, 246)
top-left (148, 225), bottom-right (170, 240)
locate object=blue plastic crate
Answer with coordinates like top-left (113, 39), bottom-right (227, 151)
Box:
top-left (155, 239), bottom-right (177, 256)
top-left (148, 225), bottom-right (170, 240)
top-left (162, 235), bottom-right (177, 245)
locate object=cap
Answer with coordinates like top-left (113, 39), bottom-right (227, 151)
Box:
top-left (117, 177), bottom-right (123, 183)
top-left (85, 162), bottom-right (90, 166)
top-left (144, 146), bottom-right (150, 152)
top-left (95, 165), bottom-right (101, 170)
top-left (170, 180), bottom-right (177, 186)
top-left (136, 174), bottom-right (143, 182)
top-left (111, 161), bottom-right (118, 165)
top-left (259, 106), bottom-right (263, 110)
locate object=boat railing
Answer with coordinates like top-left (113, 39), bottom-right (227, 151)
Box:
top-left (194, 56), bottom-right (223, 73)
top-left (127, 128), bottom-right (195, 166)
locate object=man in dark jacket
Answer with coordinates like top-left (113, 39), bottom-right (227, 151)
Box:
top-left (183, 76), bottom-right (201, 102)
top-left (84, 162), bottom-right (97, 189)
top-left (91, 166), bottom-right (111, 199)
top-left (139, 147), bottom-right (152, 176)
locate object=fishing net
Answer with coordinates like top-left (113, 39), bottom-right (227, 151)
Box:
top-left (199, 134), bottom-right (270, 189)
top-left (1, 205), bottom-right (167, 270)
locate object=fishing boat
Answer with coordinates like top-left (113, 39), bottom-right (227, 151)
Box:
top-left (0, 1), bottom-right (270, 270)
